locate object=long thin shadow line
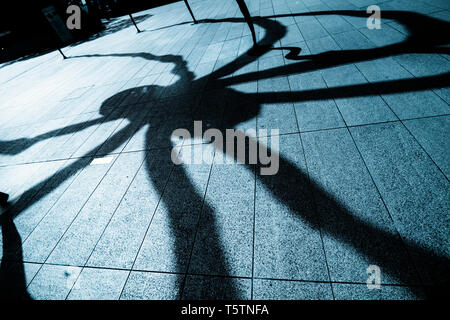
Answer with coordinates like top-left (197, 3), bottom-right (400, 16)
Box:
top-left (5, 123), bottom-right (138, 222)
top-left (0, 123), bottom-right (139, 299)
top-left (0, 98), bottom-right (130, 157)
top-left (217, 44), bottom-right (449, 86)
top-left (0, 117), bottom-right (108, 156)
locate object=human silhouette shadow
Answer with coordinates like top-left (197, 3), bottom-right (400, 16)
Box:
top-left (218, 10), bottom-right (450, 86)
top-left (0, 11), bottom-right (448, 300)
top-left (0, 202), bottom-right (31, 300)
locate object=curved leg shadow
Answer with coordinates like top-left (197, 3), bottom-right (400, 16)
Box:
top-left (142, 132), bottom-right (242, 299)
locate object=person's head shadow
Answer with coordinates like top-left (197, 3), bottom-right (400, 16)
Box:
top-left (0, 202), bottom-right (31, 300)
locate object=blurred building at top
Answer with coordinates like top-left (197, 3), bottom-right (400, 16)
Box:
top-left (0, 0), bottom-right (178, 63)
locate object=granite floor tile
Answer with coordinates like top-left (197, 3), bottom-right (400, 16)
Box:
top-left (258, 55), bottom-right (285, 73)
top-left (11, 117), bottom-right (77, 164)
top-left (71, 109), bottom-right (130, 158)
top-left (258, 76), bottom-right (291, 93)
top-left (403, 116), bottom-right (450, 178)
top-left (355, 57), bottom-right (411, 82)
top-left (380, 90), bottom-right (449, 119)
top-left (28, 264), bottom-right (81, 300)
top-left (67, 267), bottom-right (129, 300)
top-left (253, 279), bottom-right (333, 300)
top-left (294, 99), bottom-right (345, 131)
top-left (257, 103), bottom-right (298, 135)
top-left (254, 134), bottom-right (329, 281)
top-left (320, 64), bottom-right (367, 87)
top-left (0, 0), bottom-right (448, 301)
top-left (315, 12), bottom-right (354, 35)
top-left (359, 24), bottom-right (407, 47)
top-left (120, 271), bottom-right (183, 300)
top-left (86, 153), bottom-right (173, 269)
top-left (302, 128), bottom-right (421, 285)
top-left (182, 275), bottom-right (252, 300)
top-left (0, 162), bottom-right (47, 201)
top-left (288, 69), bottom-right (326, 92)
top-left (133, 163), bottom-right (211, 273)
top-left (95, 106), bottom-right (152, 156)
top-left (280, 24), bottom-right (305, 46)
top-left (333, 94), bottom-right (397, 126)
top-left (332, 30), bottom-right (376, 50)
top-left (21, 157), bottom-right (113, 263)
top-left (40, 113), bottom-right (107, 161)
top-left (294, 19), bottom-right (329, 41)
top-left (23, 263), bottom-right (42, 286)
top-left (394, 53), bottom-right (450, 78)
top-left (306, 35), bottom-right (341, 56)
top-left (218, 38), bottom-right (241, 61)
top-left (47, 152), bottom-right (144, 266)
top-left (12, 159), bottom-right (79, 242)
top-left (350, 122), bottom-right (450, 286)
top-left (333, 283), bottom-right (426, 300)
top-left (188, 164), bottom-right (254, 277)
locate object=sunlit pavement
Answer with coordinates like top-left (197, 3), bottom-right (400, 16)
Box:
top-left (0, 0), bottom-right (449, 300)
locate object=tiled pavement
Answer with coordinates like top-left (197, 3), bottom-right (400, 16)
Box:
top-left (0, 0), bottom-right (449, 300)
